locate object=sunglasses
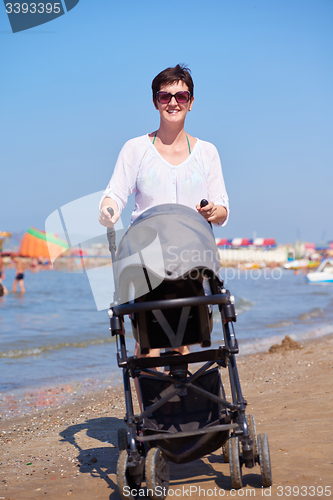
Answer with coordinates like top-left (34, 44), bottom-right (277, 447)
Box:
top-left (156, 91), bottom-right (191, 104)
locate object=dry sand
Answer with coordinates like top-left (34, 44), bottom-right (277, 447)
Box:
top-left (1, 334), bottom-right (333, 500)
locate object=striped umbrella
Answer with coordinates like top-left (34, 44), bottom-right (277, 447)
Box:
top-left (253, 238), bottom-right (276, 247)
top-left (19, 227), bottom-right (69, 260)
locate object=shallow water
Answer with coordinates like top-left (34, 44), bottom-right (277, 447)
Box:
top-left (1, 266), bottom-right (333, 400)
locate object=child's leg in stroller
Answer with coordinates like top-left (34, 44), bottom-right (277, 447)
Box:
top-left (133, 341), bottom-right (190, 411)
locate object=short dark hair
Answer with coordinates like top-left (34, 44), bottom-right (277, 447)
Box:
top-left (152, 64), bottom-right (194, 105)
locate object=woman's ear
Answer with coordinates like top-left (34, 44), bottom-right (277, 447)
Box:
top-left (188, 96), bottom-right (194, 112)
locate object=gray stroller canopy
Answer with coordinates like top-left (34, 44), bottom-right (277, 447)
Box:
top-left (115, 204), bottom-right (221, 302)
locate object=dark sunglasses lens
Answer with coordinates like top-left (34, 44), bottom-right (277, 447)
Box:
top-left (158, 92), bottom-right (171, 104)
top-left (175, 92), bottom-right (189, 103)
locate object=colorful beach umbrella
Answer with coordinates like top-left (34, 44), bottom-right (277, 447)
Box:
top-left (216, 238), bottom-right (229, 246)
top-left (231, 238), bottom-right (251, 247)
top-left (253, 238), bottom-right (276, 247)
top-left (19, 227), bottom-right (69, 260)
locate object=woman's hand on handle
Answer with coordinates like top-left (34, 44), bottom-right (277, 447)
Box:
top-left (99, 198), bottom-right (120, 227)
top-left (196, 201), bottom-right (227, 224)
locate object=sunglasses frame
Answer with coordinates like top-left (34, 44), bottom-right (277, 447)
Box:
top-left (156, 90), bottom-right (191, 104)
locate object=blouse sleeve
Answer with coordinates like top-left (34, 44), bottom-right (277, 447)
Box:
top-left (99, 140), bottom-right (141, 213)
top-left (206, 145), bottom-right (229, 227)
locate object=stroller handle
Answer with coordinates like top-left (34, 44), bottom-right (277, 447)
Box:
top-left (112, 292), bottom-right (229, 316)
top-left (106, 207), bottom-right (119, 297)
top-left (200, 199), bottom-right (212, 228)
top-left (106, 207), bottom-right (116, 253)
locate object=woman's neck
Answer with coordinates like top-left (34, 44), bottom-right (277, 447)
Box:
top-left (156, 122), bottom-right (187, 146)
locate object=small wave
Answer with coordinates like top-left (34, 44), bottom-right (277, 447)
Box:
top-left (298, 308), bottom-right (324, 321)
top-left (0, 337), bottom-right (114, 359)
top-left (212, 296), bottom-right (254, 323)
top-left (235, 297), bottom-right (255, 315)
top-left (266, 320), bottom-right (293, 328)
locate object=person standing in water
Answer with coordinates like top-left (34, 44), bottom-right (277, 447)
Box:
top-left (12, 257), bottom-right (26, 293)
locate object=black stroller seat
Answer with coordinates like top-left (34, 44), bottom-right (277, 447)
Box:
top-left (106, 204), bottom-right (272, 498)
top-left (131, 276), bottom-right (212, 352)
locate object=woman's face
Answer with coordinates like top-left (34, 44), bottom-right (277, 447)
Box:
top-left (155, 80), bottom-right (194, 125)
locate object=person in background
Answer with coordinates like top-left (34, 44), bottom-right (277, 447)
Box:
top-left (30, 257), bottom-right (40, 272)
top-left (12, 257), bottom-right (26, 293)
top-left (0, 255), bottom-right (9, 295)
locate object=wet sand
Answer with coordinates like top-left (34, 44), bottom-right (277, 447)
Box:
top-left (1, 333), bottom-right (332, 499)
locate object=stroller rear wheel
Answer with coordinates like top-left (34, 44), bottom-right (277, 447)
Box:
top-left (117, 427), bottom-right (128, 451)
top-left (229, 436), bottom-right (243, 489)
top-left (145, 447), bottom-right (170, 500)
top-left (246, 414), bottom-right (258, 461)
top-left (258, 433), bottom-right (272, 487)
top-left (117, 450), bottom-right (141, 500)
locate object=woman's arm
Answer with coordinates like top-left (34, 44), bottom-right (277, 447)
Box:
top-left (99, 197), bottom-right (120, 227)
top-left (196, 202), bottom-right (228, 224)
top-left (99, 137), bottom-right (145, 227)
top-left (205, 144), bottom-right (229, 226)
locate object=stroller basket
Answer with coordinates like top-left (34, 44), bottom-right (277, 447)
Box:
top-left (138, 368), bottom-right (235, 464)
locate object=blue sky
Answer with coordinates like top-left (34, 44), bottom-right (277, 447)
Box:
top-left (1, 0), bottom-right (332, 245)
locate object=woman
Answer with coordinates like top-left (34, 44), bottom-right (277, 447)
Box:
top-left (99, 64), bottom-right (229, 383)
top-left (99, 64), bottom-right (229, 228)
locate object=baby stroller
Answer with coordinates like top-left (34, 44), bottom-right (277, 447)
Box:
top-left (106, 204), bottom-right (272, 499)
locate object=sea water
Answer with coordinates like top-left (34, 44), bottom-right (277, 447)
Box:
top-left (1, 266), bottom-right (333, 400)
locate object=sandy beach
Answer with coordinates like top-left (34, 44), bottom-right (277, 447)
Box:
top-left (1, 333), bottom-right (332, 500)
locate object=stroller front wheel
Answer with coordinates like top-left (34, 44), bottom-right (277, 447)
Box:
top-left (117, 450), bottom-right (141, 500)
top-left (258, 433), bottom-right (272, 487)
top-left (145, 447), bottom-right (170, 500)
top-left (229, 436), bottom-right (243, 489)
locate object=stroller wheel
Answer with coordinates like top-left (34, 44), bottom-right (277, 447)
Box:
top-left (229, 436), bottom-right (243, 489)
top-left (258, 433), bottom-right (272, 487)
top-left (222, 432), bottom-right (230, 463)
top-left (246, 414), bottom-right (258, 461)
top-left (117, 450), bottom-right (140, 500)
top-left (145, 447), bottom-right (170, 500)
top-left (118, 427), bottom-right (128, 451)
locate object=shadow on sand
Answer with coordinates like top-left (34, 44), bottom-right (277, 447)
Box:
top-left (60, 417), bottom-right (263, 499)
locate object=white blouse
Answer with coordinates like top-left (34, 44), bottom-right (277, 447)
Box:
top-left (101, 134), bottom-right (229, 226)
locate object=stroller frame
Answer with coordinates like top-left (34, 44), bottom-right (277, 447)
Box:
top-left (106, 214), bottom-right (272, 498)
